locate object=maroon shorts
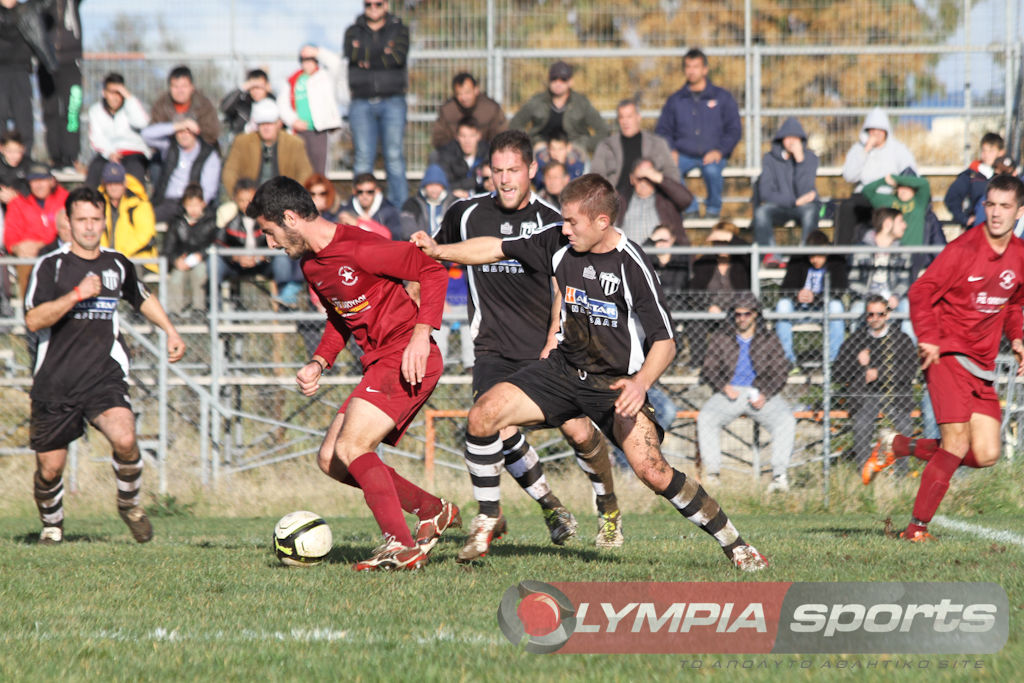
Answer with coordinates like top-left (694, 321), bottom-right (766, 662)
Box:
top-left (340, 344), bottom-right (443, 446)
top-left (925, 356), bottom-right (1001, 424)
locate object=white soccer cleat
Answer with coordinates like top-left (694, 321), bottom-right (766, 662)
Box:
top-left (39, 526), bottom-right (63, 545)
top-left (731, 544), bottom-right (769, 572)
top-left (456, 513), bottom-right (507, 563)
top-left (415, 499), bottom-right (462, 554)
top-left (354, 534), bottom-right (427, 571)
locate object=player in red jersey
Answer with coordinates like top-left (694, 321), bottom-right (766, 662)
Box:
top-left (246, 176), bottom-right (460, 571)
top-left (863, 175), bottom-right (1024, 541)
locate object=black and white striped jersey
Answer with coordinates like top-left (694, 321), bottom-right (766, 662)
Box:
top-left (503, 229), bottom-right (674, 376)
top-left (433, 192), bottom-right (563, 360)
top-left (25, 245), bottom-right (149, 402)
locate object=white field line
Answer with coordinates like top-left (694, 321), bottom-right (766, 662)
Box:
top-left (931, 515), bottom-right (1024, 550)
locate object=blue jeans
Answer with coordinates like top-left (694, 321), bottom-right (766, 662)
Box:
top-left (775, 297), bottom-right (845, 363)
top-left (752, 202), bottom-right (820, 246)
top-left (677, 153), bottom-right (726, 216)
top-left (349, 95), bottom-right (408, 207)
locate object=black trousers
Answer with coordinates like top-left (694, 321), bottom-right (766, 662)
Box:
top-left (0, 69), bottom-right (35, 158)
top-left (38, 59), bottom-right (83, 167)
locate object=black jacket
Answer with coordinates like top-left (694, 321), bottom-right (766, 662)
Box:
top-left (164, 205), bottom-right (219, 265)
top-left (0, 0), bottom-right (58, 73)
top-left (343, 13), bottom-right (410, 99)
top-left (429, 139), bottom-right (489, 195)
top-left (779, 254), bottom-right (849, 302)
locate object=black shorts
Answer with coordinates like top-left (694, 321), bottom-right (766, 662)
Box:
top-left (504, 350), bottom-right (662, 449)
top-left (471, 354), bottom-right (536, 401)
top-left (30, 378), bottom-right (133, 452)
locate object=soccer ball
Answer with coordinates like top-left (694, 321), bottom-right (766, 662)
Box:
top-left (273, 511), bottom-right (332, 567)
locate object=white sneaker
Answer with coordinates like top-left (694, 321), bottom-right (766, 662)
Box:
top-left (456, 513), bottom-right (507, 563)
top-left (39, 526), bottom-right (63, 545)
top-left (731, 544), bottom-right (769, 571)
top-left (767, 473), bottom-right (789, 493)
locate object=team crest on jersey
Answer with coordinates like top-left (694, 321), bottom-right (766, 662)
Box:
top-left (999, 270), bottom-right (1016, 290)
top-left (582, 266), bottom-right (597, 280)
top-left (520, 221), bottom-right (538, 236)
top-left (101, 269), bottom-right (119, 291)
top-left (500, 221), bottom-right (514, 235)
top-left (599, 272), bottom-right (620, 296)
top-left (338, 266), bottom-right (358, 286)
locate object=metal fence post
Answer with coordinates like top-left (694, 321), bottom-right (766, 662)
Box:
top-left (822, 272), bottom-right (833, 509)
top-left (157, 255), bottom-right (169, 495)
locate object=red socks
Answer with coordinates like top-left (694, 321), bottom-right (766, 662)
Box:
top-left (911, 448), bottom-right (961, 525)
top-left (893, 436), bottom-right (938, 461)
top-left (327, 458), bottom-right (441, 519)
top-left (348, 452), bottom-right (415, 546)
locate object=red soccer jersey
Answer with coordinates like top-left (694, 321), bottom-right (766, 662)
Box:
top-left (909, 225), bottom-right (1024, 371)
top-left (302, 225), bottom-right (448, 370)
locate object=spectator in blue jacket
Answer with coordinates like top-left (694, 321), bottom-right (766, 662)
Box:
top-left (655, 48), bottom-right (741, 218)
top-left (752, 117), bottom-right (819, 248)
top-left (943, 132), bottom-right (1004, 230)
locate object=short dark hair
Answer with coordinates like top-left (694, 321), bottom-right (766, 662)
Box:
top-left (0, 130), bottom-right (24, 146)
top-left (872, 207), bottom-right (902, 232)
top-left (805, 229), bottom-right (830, 248)
top-left (103, 72), bottom-right (125, 88)
top-left (560, 174), bottom-right (619, 226)
top-left (543, 161), bottom-right (566, 177)
top-left (452, 72), bottom-right (477, 89)
top-left (168, 65), bottom-right (193, 83)
top-left (683, 48), bottom-right (708, 65)
top-left (490, 129), bottom-right (533, 166)
top-left (617, 98), bottom-right (639, 111)
top-left (865, 294), bottom-right (889, 310)
top-left (980, 132), bottom-right (1005, 149)
top-left (630, 157), bottom-right (654, 174)
top-left (246, 176), bottom-right (319, 224)
top-left (233, 177), bottom-right (257, 196)
top-left (246, 68), bottom-right (269, 82)
top-left (987, 174), bottom-right (1024, 207)
top-left (353, 173), bottom-right (378, 188)
top-left (546, 128), bottom-right (569, 145)
top-left (65, 186), bottom-right (105, 217)
top-left (182, 183), bottom-right (205, 204)
top-left (456, 116), bottom-right (480, 132)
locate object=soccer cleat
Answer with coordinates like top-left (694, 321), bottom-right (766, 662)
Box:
top-left (39, 526), bottom-right (63, 545)
top-left (862, 429), bottom-right (898, 485)
top-left (456, 513), bottom-right (507, 563)
top-left (594, 509), bottom-right (624, 548)
top-left (767, 473), bottom-right (789, 493)
top-left (415, 500), bottom-right (462, 554)
top-left (899, 529), bottom-right (934, 543)
top-left (118, 506), bottom-right (153, 543)
top-left (731, 544), bottom-right (769, 572)
top-left (543, 506), bottom-right (578, 546)
top-left (354, 535), bottom-right (428, 571)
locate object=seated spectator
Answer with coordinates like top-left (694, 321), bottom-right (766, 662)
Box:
top-left (538, 161), bottom-right (569, 208)
top-left (863, 170), bottom-right (945, 278)
top-left (646, 224), bottom-right (689, 304)
top-left (287, 44), bottom-right (345, 175)
top-left (97, 162), bottom-right (157, 274)
top-left (4, 163), bottom-right (68, 296)
top-left (431, 71), bottom-right (507, 150)
top-left (752, 117), bottom-right (819, 254)
top-left (617, 157), bottom-right (693, 246)
top-left (339, 173), bottom-right (401, 239)
top-left (304, 173), bottom-right (340, 222)
top-left (221, 99), bottom-right (313, 198)
top-left (142, 115), bottom-right (221, 223)
top-left (85, 73), bottom-right (150, 189)
top-left (164, 183), bottom-right (219, 315)
top-left (509, 60), bottom-right (609, 157)
top-left (837, 107), bottom-right (917, 244)
top-left (149, 65), bottom-right (221, 147)
top-left (773, 229), bottom-right (847, 367)
top-left (944, 132), bottom-right (1004, 230)
top-left (592, 98), bottom-right (680, 198)
top-left (697, 291), bottom-right (794, 492)
top-left (1, 131), bottom-right (29, 247)
top-left (430, 116), bottom-right (488, 199)
top-left (479, 162), bottom-right (495, 194)
top-left (834, 295), bottom-right (917, 465)
top-left (848, 208), bottom-right (914, 339)
top-left (214, 178), bottom-right (305, 308)
top-left (534, 128), bottom-right (584, 192)
top-left (686, 222), bottom-right (750, 368)
top-left (220, 68), bottom-right (279, 137)
top-left (399, 164), bottom-right (456, 241)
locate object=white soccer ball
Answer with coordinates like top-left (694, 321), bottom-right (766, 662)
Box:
top-left (273, 511), bottom-right (332, 567)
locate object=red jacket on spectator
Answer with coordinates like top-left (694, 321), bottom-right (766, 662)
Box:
top-left (3, 185), bottom-right (69, 252)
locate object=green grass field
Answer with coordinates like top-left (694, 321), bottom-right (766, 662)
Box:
top-left (1, 463), bottom-right (1022, 683)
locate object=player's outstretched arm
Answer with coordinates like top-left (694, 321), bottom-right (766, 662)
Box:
top-left (139, 296), bottom-right (186, 362)
top-left (610, 338), bottom-right (676, 418)
top-left (410, 231), bottom-right (505, 265)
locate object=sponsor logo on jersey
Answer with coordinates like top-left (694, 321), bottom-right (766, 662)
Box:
top-left (599, 272), bottom-right (620, 296)
top-left (565, 286), bottom-right (587, 305)
top-left (338, 266), bottom-right (358, 286)
top-left (564, 286), bottom-right (617, 320)
top-left (975, 291), bottom-right (1009, 312)
top-left (520, 221), bottom-right (538, 236)
top-left (331, 293), bottom-right (371, 317)
top-left (500, 221), bottom-right (514, 235)
top-left (999, 270), bottom-right (1016, 290)
top-left (481, 259), bottom-right (525, 274)
top-left (582, 266), bottom-right (597, 280)
top-left (101, 269), bottom-right (120, 291)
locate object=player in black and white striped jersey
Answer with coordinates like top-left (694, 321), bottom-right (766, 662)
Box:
top-left (25, 186), bottom-right (185, 545)
top-left (431, 130), bottom-right (623, 558)
top-left (414, 174), bottom-right (768, 571)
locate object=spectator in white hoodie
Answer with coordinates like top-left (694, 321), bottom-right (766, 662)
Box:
top-left (85, 73), bottom-right (150, 189)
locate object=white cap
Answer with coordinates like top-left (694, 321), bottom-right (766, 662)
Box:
top-left (251, 98), bottom-right (280, 125)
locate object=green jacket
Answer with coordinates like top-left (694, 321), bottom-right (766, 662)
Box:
top-left (863, 174), bottom-right (931, 246)
top-left (509, 90), bottom-right (609, 155)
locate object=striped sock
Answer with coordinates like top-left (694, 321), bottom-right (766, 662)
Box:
top-left (34, 471), bottom-right (64, 529)
top-left (466, 433), bottom-right (503, 517)
top-left (659, 469), bottom-right (745, 559)
top-left (572, 430), bottom-right (618, 514)
top-left (348, 452), bottom-right (414, 547)
top-left (111, 455), bottom-right (143, 510)
top-left (503, 431), bottom-right (559, 510)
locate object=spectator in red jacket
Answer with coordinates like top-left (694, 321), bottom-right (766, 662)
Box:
top-left (4, 162), bottom-right (68, 297)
